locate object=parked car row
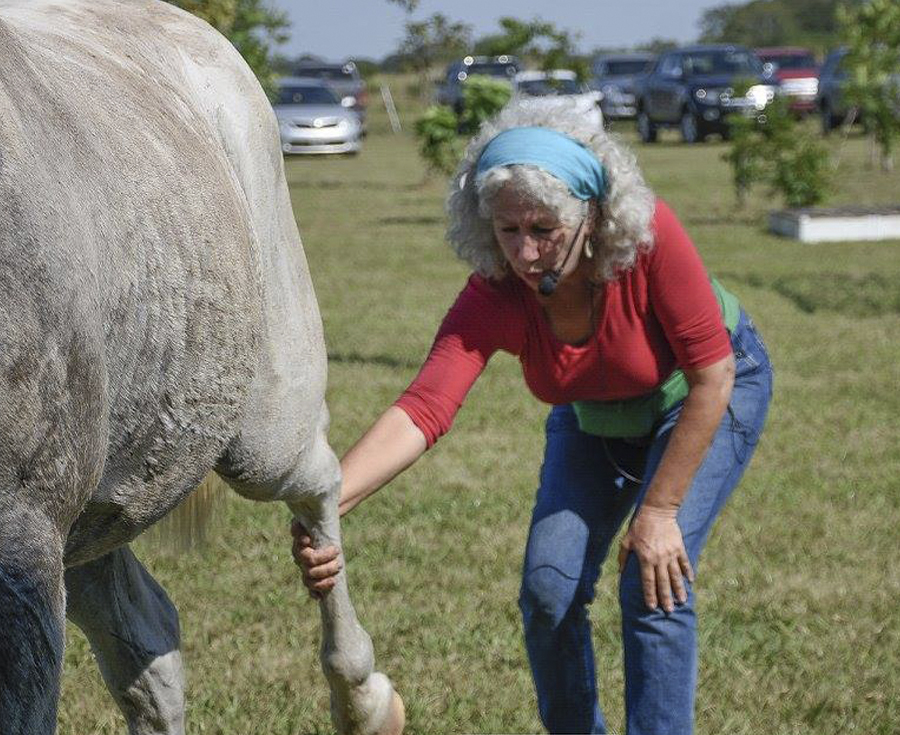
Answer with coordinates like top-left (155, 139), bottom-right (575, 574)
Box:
top-left (275, 46), bottom-right (897, 155)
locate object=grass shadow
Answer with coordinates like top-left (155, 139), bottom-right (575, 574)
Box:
top-left (378, 215), bottom-right (443, 226)
top-left (289, 180), bottom-right (422, 192)
top-left (329, 351), bottom-right (420, 370)
top-left (683, 214), bottom-right (761, 227)
top-left (720, 271), bottom-right (900, 317)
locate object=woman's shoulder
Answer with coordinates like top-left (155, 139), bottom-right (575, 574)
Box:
top-left (460, 272), bottom-right (525, 306)
top-left (649, 198), bottom-right (684, 241)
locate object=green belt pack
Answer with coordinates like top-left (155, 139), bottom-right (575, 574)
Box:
top-left (571, 278), bottom-right (740, 438)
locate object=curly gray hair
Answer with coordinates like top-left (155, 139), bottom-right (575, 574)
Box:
top-left (446, 98), bottom-right (656, 281)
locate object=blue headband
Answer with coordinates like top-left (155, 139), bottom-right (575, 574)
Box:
top-left (475, 127), bottom-right (607, 202)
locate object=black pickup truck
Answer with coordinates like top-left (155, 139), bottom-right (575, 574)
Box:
top-left (634, 45), bottom-right (777, 143)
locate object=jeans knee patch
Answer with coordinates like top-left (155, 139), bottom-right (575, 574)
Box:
top-left (520, 565), bottom-right (581, 628)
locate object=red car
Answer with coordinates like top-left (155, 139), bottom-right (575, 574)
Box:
top-left (755, 47), bottom-right (820, 114)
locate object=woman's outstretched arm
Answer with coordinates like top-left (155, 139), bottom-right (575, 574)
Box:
top-left (291, 406), bottom-right (427, 596)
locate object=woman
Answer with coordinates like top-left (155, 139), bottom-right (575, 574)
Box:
top-left (293, 100), bottom-right (773, 734)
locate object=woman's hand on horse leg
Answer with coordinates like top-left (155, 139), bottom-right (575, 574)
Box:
top-left (290, 519), bottom-right (343, 599)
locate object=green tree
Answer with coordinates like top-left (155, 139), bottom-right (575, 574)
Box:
top-left (699, 1), bottom-right (799, 47)
top-left (839, 0), bottom-right (900, 171)
top-left (400, 13), bottom-right (473, 75)
top-left (166, 0), bottom-right (288, 98)
top-left (396, 13), bottom-right (472, 101)
top-left (386, 0), bottom-right (420, 11)
top-left (414, 105), bottom-right (462, 176)
top-left (698, 0), bottom-right (864, 51)
top-left (474, 18), bottom-right (588, 81)
top-left (414, 76), bottom-right (512, 177)
top-left (635, 38), bottom-right (680, 54)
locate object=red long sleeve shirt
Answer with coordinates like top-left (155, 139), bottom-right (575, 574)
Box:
top-left (395, 199), bottom-right (732, 447)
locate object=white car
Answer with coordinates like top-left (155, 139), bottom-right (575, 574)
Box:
top-left (511, 70), bottom-right (604, 129)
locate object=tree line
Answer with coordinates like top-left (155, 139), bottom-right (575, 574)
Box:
top-left (698, 0), bottom-right (866, 52)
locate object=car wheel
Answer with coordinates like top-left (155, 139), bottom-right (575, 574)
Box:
top-left (680, 111), bottom-right (702, 144)
top-left (637, 110), bottom-right (657, 143)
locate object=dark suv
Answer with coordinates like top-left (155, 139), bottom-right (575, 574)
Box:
top-left (436, 55), bottom-right (521, 115)
top-left (634, 45), bottom-right (777, 143)
top-left (290, 61), bottom-right (368, 130)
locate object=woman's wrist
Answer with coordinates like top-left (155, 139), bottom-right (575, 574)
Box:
top-left (637, 500), bottom-right (680, 519)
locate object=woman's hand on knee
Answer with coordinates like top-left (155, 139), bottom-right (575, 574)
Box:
top-left (618, 506), bottom-right (694, 614)
top-left (290, 519), bottom-right (343, 600)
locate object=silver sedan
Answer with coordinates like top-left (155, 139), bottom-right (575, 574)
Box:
top-left (274, 77), bottom-right (362, 155)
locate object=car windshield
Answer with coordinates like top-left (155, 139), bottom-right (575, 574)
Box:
top-left (760, 54), bottom-right (816, 70)
top-left (602, 59), bottom-right (653, 76)
top-left (293, 67), bottom-right (353, 81)
top-left (276, 86), bottom-right (339, 105)
top-left (463, 62), bottom-right (518, 79)
top-left (683, 50), bottom-right (762, 76)
top-left (517, 78), bottom-right (582, 96)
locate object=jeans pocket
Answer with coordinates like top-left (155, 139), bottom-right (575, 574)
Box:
top-left (728, 404), bottom-right (760, 464)
top-left (731, 320), bottom-right (772, 379)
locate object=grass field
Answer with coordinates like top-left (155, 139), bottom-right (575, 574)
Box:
top-left (59, 78), bottom-right (900, 735)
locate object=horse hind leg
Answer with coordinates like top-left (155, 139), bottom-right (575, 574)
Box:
top-left (0, 504), bottom-right (67, 735)
top-left (290, 447), bottom-right (405, 735)
top-left (219, 405), bottom-right (404, 735)
top-left (64, 546), bottom-right (185, 735)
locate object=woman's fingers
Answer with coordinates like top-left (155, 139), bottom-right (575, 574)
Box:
top-left (639, 557), bottom-right (658, 611)
top-left (656, 562), bottom-right (675, 613)
top-left (305, 556), bottom-right (343, 580)
top-left (294, 543), bottom-right (341, 567)
top-left (668, 559), bottom-right (688, 605)
top-left (678, 550), bottom-right (695, 584)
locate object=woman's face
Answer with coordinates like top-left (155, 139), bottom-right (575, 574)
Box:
top-left (491, 185), bottom-right (589, 292)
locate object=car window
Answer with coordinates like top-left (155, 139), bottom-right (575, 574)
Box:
top-left (760, 53), bottom-right (816, 70)
top-left (465, 62), bottom-right (518, 79)
top-left (276, 86), bottom-right (339, 105)
top-left (603, 59), bottom-right (654, 76)
top-left (659, 55), bottom-right (683, 78)
top-left (683, 50), bottom-right (762, 76)
top-left (293, 66), bottom-right (356, 82)
top-left (517, 78), bottom-right (581, 96)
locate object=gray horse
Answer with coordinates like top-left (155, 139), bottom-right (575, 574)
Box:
top-left (0, 1), bottom-right (404, 733)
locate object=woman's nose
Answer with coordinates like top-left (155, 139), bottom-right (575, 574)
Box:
top-left (516, 236), bottom-right (541, 263)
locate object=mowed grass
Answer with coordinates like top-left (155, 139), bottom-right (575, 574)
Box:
top-left (59, 79), bottom-right (900, 735)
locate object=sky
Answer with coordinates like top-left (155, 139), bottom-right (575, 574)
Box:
top-left (270, 0), bottom-right (732, 62)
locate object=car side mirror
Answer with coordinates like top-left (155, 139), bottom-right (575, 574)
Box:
top-left (341, 96), bottom-right (355, 108)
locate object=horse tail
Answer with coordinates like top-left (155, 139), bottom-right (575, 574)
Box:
top-left (142, 473), bottom-right (228, 552)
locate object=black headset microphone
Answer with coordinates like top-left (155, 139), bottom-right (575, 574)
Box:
top-left (537, 217), bottom-right (589, 297)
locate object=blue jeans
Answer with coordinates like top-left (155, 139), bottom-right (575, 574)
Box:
top-left (519, 312), bottom-right (773, 734)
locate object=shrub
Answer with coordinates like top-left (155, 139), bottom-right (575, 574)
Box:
top-left (414, 105), bottom-right (462, 176)
top-left (723, 95), bottom-right (831, 208)
top-left (459, 75), bottom-right (512, 133)
top-left (413, 75), bottom-right (511, 177)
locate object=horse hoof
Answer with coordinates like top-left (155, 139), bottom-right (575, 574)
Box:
top-left (376, 691), bottom-right (405, 735)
